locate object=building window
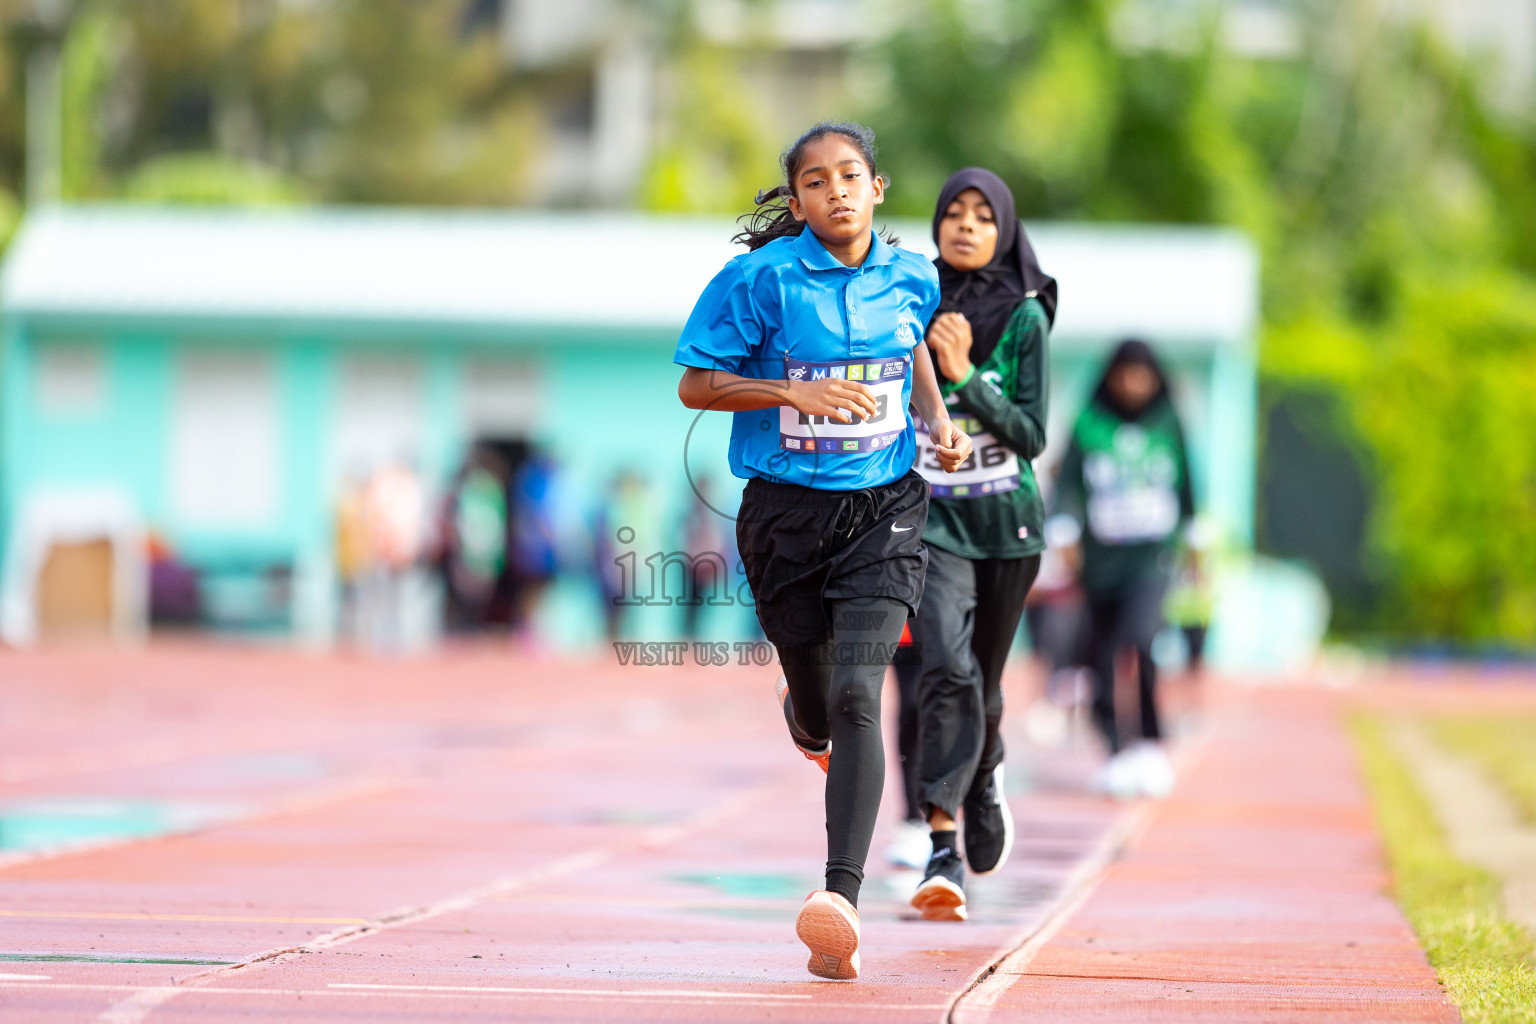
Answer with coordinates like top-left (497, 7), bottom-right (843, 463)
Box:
top-left (35, 344), bottom-right (107, 418)
top-left (170, 352), bottom-right (280, 530)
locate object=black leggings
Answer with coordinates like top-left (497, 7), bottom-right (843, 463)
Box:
top-left (914, 547), bottom-right (1041, 819)
top-left (779, 596), bottom-right (909, 905)
top-left (893, 653), bottom-right (923, 823)
top-left (1087, 581), bottom-right (1165, 754)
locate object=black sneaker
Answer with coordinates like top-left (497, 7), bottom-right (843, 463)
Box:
top-left (962, 765), bottom-right (1014, 875)
top-left (910, 844), bottom-right (967, 922)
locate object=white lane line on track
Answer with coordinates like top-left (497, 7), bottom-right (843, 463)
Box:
top-left (11, 981), bottom-right (949, 1007)
top-left (92, 780), bottom-right (784, 1024)
top-left (944, 736), bottom-right (1211, 1024)
top-left (330, 983), bottom-right (810, 999)
top-left (0, 972), bottom-right (51, 980)
top-left (96, 986), bottom-right (180, 1024)
top-left (0, 909), bottom-right (369, 925)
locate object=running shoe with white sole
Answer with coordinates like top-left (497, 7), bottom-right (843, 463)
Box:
top-left (884, 819), bottom-right (931, 870)
top-left (1089, 748), bottom-right (1140, 801)
top-left (775, 674), bottom-right (831, 773)
top-left (1132, 741), bottom-right (1176, 799)
top-left (962, 764), bottom-right (1014, 875)
top-left (910, 844), bottom-right (967, 922)
top-left (796, 890), bottom-right (860, 980)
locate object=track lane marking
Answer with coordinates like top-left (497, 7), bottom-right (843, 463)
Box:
top-left (944, 736), bottom-right (1210, 1024)
top-left (0, 910), bottom-right (368, 925)
top-left (496, 893), bottom-right (803, 909)
top-left (330, 983), bottom-right (810, 999)
top-left (10, 981), bottom-right (950, 1007)
top-left (96, 986), bottom-right (179, 1024)
top-left (92, 779), bottom-right (787, 1024)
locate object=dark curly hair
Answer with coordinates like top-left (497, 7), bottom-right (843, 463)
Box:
top-left (733, 121), bottom-right (898, 251)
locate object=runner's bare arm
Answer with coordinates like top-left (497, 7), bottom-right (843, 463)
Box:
top-left (678, 367), bottom-right (878, 422)
top-left (910, 345), bottom-right (973, 473)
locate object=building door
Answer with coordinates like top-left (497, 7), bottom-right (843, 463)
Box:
top-left (36, 539), bottom-right (115, 641)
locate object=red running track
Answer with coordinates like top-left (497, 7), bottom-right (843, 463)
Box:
top-left (0, 646), bottom-right (1459, 1022)
top-left (0, 645), bottom-right (1120, 1023)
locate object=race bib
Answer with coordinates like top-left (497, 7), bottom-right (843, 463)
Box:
top-left (914, 412), bottom-right (1021, 499)
top-left (1087, 486), bottom-right (1179, 543)
top-left (780, 356), bottom-right (909, 455)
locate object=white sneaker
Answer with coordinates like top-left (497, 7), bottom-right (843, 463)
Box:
top-left (1025, 698), bottom-right (1069, 747)
top-left (1089, 748), bottom-right (1140, 801)
top-left (885, 820), bottom-right (931, 870)
top-left (1131, 742), bottom-right (1176, 799)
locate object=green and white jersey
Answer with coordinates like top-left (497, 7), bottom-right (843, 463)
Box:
top-left (917, 297), bottom-right (1049, 561)
top-left (1053, 396), bottom-right (1194, 596)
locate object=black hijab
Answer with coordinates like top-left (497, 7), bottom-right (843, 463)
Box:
top-left (1092, 338), bottom-right (1172, 421)
top-left (931, 168), bottom-right (1058, 381)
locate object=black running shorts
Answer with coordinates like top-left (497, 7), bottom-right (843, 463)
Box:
top-left (736, 470), bottom-right (930, 649)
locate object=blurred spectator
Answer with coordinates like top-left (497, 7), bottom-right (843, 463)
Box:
top-left (334, 470), bottom-right (371, 642)
top-left (507, 452), bottom-right (560, 640)
top-left (1165, 520), bottom-right (1216, 678)
top-left (439, 447), bottom-right (509, 634)
top-left (591, 470), bottom-right (649, 642)
top-left (1163, 516), bottom-right (1218, 734)
top-left (359, 458), bottom-right (427, 654)
top-left (1049, 340), bottom-right (1194, 800)
top-left (147, 532), bottom-right (199, 626)
top-left (678, 476), bottom-right (731, 640)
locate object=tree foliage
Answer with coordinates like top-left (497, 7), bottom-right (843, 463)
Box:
top-left (0, 0), bottom-right (539, 205)
top-left (869, 0), bottom-right (1536, 643)
top-left (0, 0), bottom-right (1528, 640)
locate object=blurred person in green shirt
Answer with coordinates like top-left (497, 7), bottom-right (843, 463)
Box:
top-left (1048, 339), bottom-right (1194, 801)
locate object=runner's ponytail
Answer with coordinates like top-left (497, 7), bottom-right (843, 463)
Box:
top-left (735, 184), bottom-right (802, 251)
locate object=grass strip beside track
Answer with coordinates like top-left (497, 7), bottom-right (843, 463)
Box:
top-left (1352, 716), bottom-right (1536, 1024)
top-left (1429, 715), bottom-right (1536, 824)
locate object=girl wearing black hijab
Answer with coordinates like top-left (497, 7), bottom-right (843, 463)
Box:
top-left (909, 168), bottom-right (1057, 922)
top-left (1047, 339), bottom-right (1194, 801)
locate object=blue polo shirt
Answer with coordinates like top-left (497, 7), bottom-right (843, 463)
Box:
top-left (675, 228), bottom-right (940, 491)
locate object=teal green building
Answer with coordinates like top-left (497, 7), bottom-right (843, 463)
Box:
top-left (0, 207), bottom-right (1262, 653)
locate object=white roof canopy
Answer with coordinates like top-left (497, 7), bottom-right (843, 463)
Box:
top-left (2, 206), bottom-right (1257, 346)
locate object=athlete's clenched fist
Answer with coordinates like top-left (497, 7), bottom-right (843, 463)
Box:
top-left (928, 416), bottom-right (972, 473)
top-left (786, 377), bottom-right (880, 423)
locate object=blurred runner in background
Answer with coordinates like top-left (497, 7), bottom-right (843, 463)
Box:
top-left (1048, 340), bottom-right (1194, 800)
top-left (906, 168), bottom-right (1056, 924)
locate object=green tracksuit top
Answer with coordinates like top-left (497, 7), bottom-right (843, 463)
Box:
top-left (916, 297), bottom-right (1049, 561)
top-left (1052, 395), bottom-right (1194, 597)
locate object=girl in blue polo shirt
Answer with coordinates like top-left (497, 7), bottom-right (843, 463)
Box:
top-left (676, 121), bottom-right (971, 981)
